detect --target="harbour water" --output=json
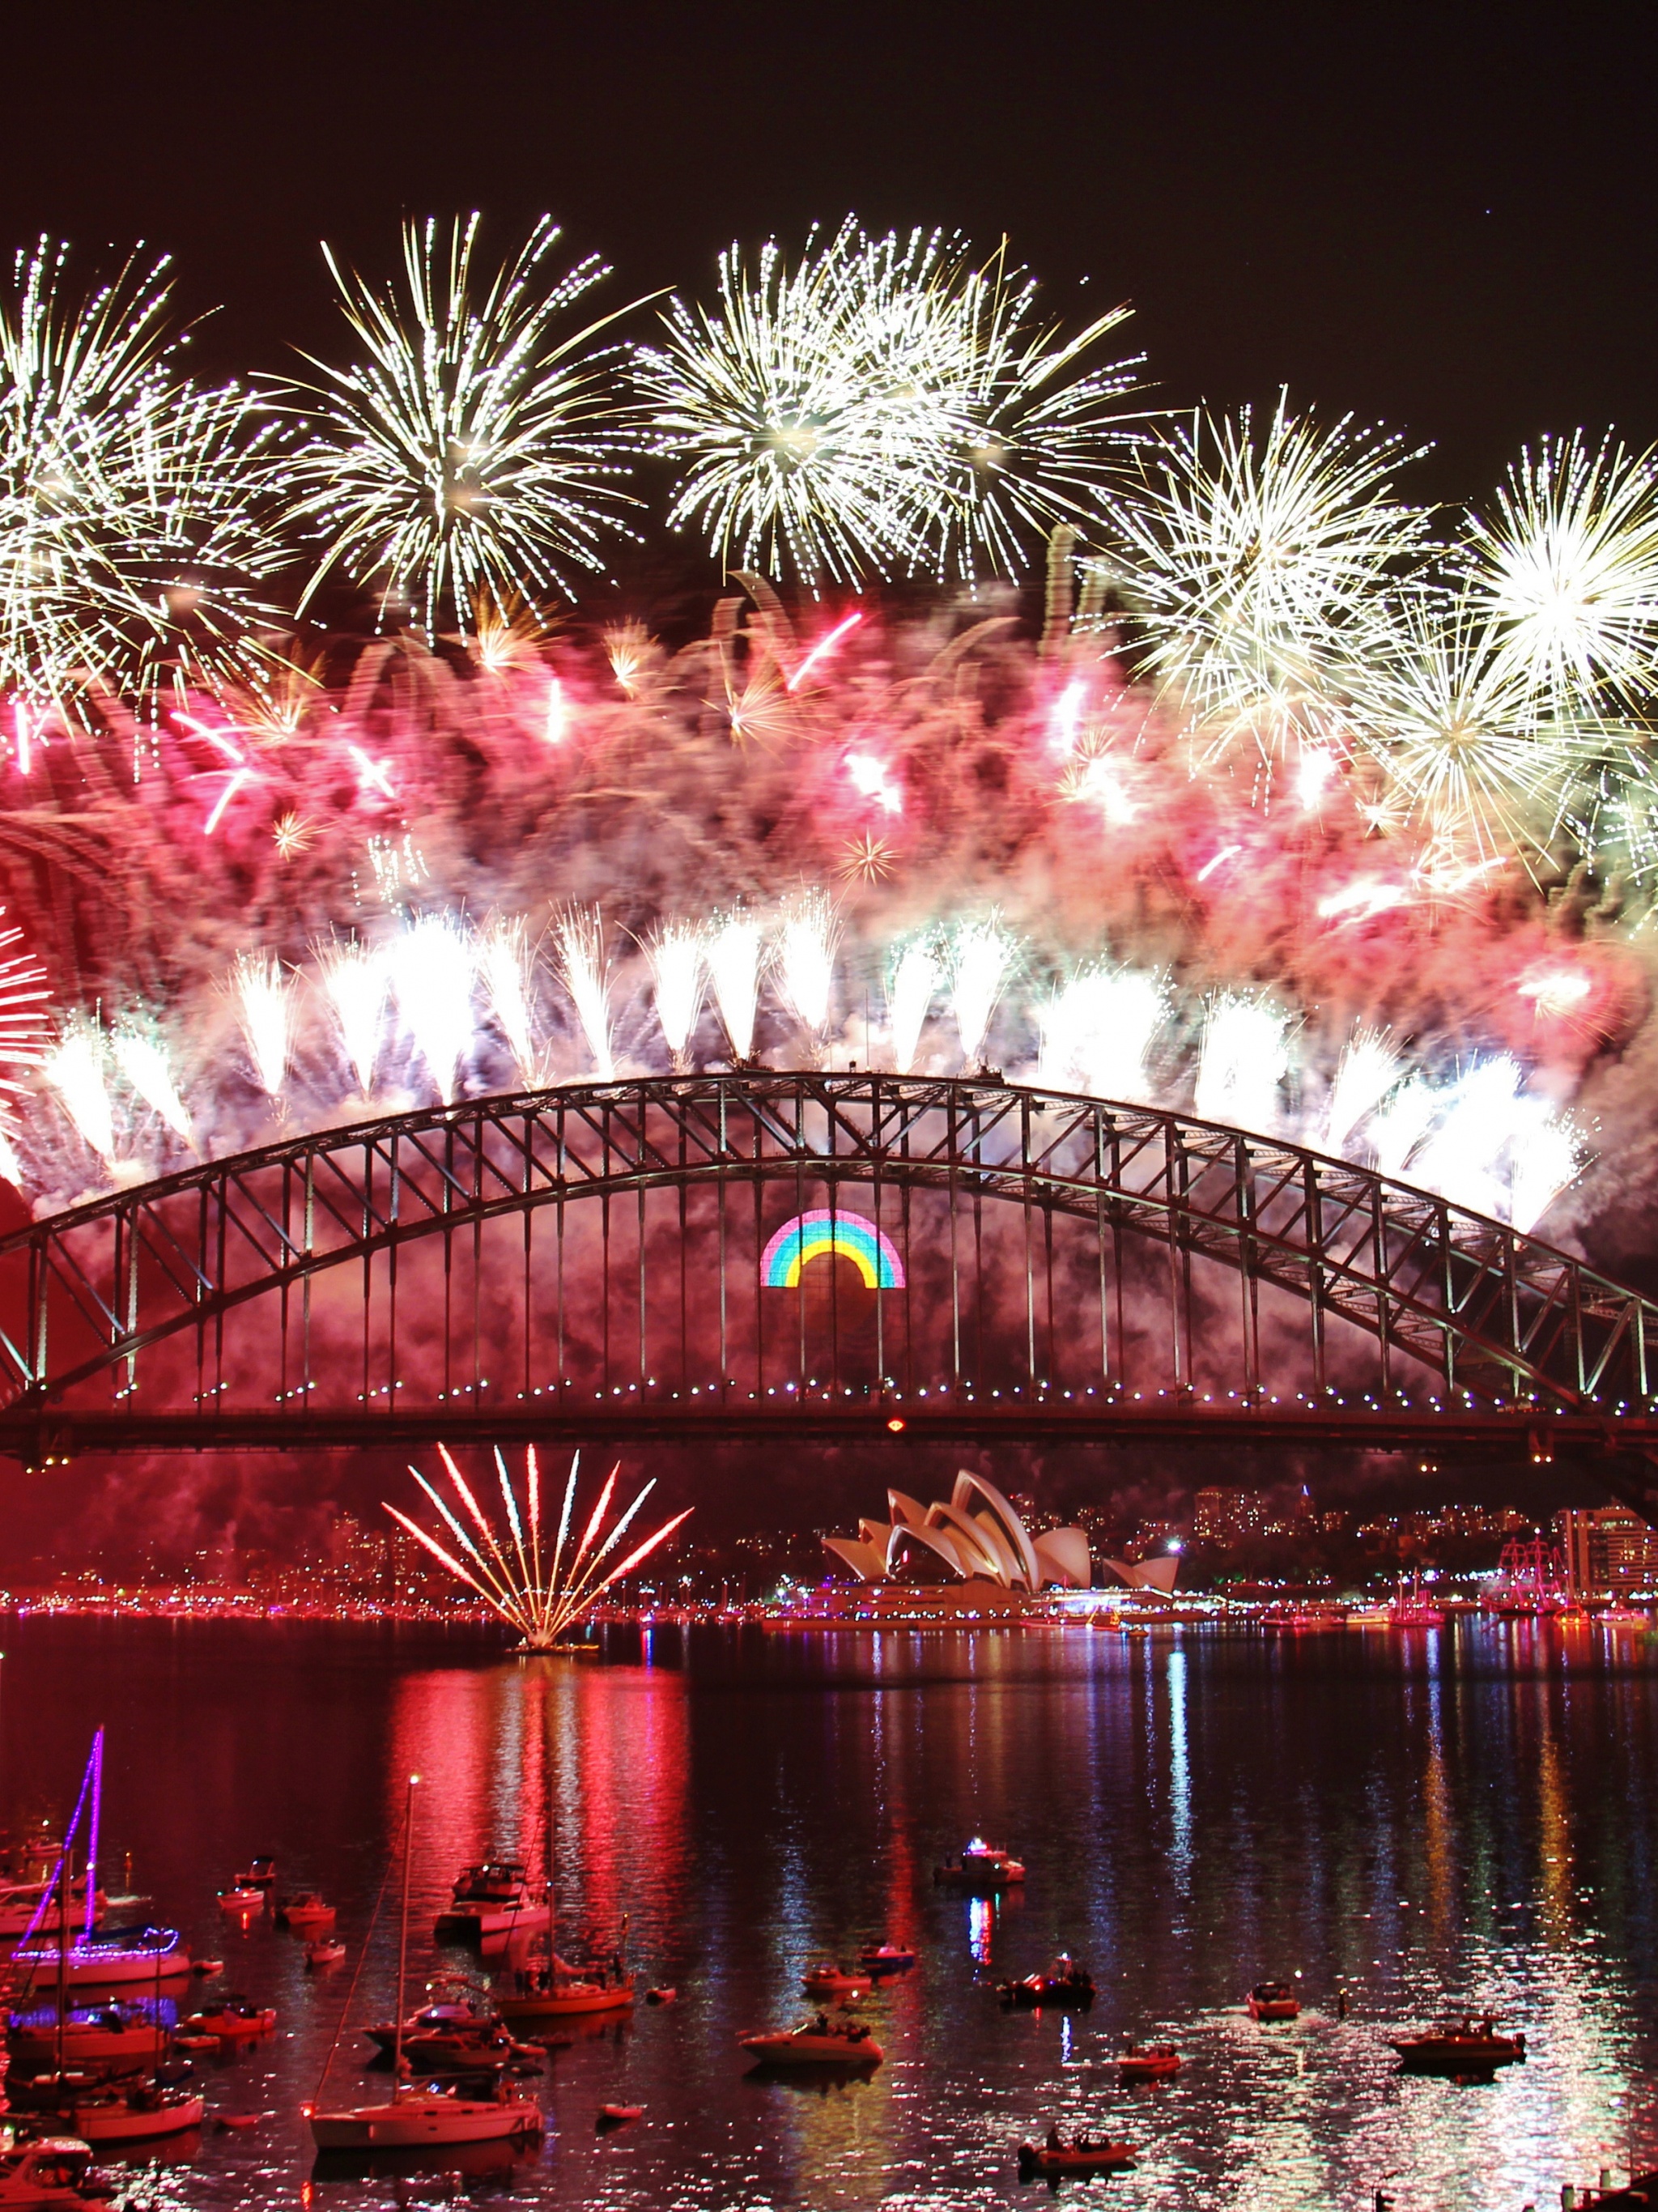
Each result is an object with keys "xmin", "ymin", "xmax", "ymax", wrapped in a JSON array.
[{"xmin": 1, "ymin": 1616, "xmax": 1655, "ymax": 2210}]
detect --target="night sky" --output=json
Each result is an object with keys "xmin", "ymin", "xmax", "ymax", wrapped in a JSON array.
[{"xmin": 4, "ymin": 4, "xmax": 1654, "ymax": 509}]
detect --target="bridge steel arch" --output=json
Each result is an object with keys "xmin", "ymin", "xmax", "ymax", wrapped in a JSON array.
[{"xmin": 0, "ymin": 1072, "xmax": 1654, "ymax": 1509}]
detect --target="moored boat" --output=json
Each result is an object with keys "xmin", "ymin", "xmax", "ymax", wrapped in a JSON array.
[
  {"xmin": 997, "ymin": 1955, "xmax": 1095, "ymax": 2010},
  {"xmin": 858, "ymin": 1943, "xmax": 915, "ymax": 1974},
  {"xmin": 498, "ymin": 1968, "xmax": 634, "ymax": 2021},
  {"xmin": 216, "ymin": 1887, "xmax": 263, "ymax": 1913},
  {"xmin": 1246, "ymin": 1980, "xmax": 1301, "ymax": 2021},
  {"xmin": 363, "ymin": 2000, "xmax": 500, "ymax": 2056},
  {"xmin": 7, "ymin": 2006, "xmax": 168, "ymax": 2071},
  {"xmin": 1118, "ymin": 2040, "xmax": 1181, "ymax": 2079},
  {"xmin": 305, "ymin": 1939, "xmax": 346, "ymax": 1969},
  {"xmin": 181, "ymin": 2002, "xmax": 276, "ymax": 2041},
  {"xmin": 11, "ymin": 1928, "xmax": 189, "ymax": 1992},
  {"xmin": 0, "ymin": 1876, "xmax": 107, "ymax": 1944},
  {"xmin": 68, "ymin": 2085, "xmax": 205, "ymax": 2144},
  {"xmin": 274, "ymin": 1894, "xmax": 334, "ymax": 1930},
  {"xmin": 739, "ymin": 2017, "xmax": 882, "ymax": 2066},
  {"xmin": 231, "ymin": 1858, "xmax": 274, "ymax": 1890},
  {"xmin": 1018, "ymin": 2133, "xmax": 1137, "ymax": 2177},
  {"xmin": 801, "ymin": 1962, "xmax": 872, "ymax": 1999},
  {"xmin": 0, "ymin": 2135, "xmax": 112, "ymax": 2204},
  {"xmin": 933, "ymin": 1840, "xmax": 1026, "ymax": 1891},
  {"xmin": 436, "ymin": 1861, "xmax": 550, "ymax": 1941},
  {"xmin": 1388, "ymin": 2014, "xmax": 1526, "ymax": 2071}
]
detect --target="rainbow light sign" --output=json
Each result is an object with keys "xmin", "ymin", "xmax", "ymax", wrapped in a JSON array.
[{"xmin": 761, "ymin": 1209, "xmax": 905, "ymax": 1290}]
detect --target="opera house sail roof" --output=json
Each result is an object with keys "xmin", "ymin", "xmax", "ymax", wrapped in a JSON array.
[{"xmin": 822, "ymin": 1472, "xmax": 1181, "ymax": 1595}]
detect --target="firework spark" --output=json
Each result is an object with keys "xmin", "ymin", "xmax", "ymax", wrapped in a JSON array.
[
  {"xmin": 278, "ymin": 215, "xmax": 637, "ymax": 636},
  {"xmin": 946, "ymin": 917, "xmax": 1016, "ymax": 1074},
  {"xmin": 774, "ymin": 891, "xmax": 840, "ymax": 1057},
  {"xmin": 1039, "ymin": 965, "xmax": 1166, "ymax": 1104},
  {"xmin": 1194, "ymin": 997, "xmax": 1290, "ymax": 1133},
  {"xmin": 645, "ymin": 921, "xmax": 706, "ymax": 1074},
  {"xmin": 389, "ymin": 914, "xmax": 474, "ymax": 1104},
  {"xmin": 318, "ymin": 937, "xmax": 388, "ymax": 1099},
  {"xmin": 46, "ymin": 1019, "xmax": 116, "ymax": 1164},
  {"xmin": 231, "ymin": 952, "xmax": 292, "ymax": 1100},
  {"xmin": 478, "ymin": 916, "xmax": 543, "ymax": 1088},
  {"xmin": 554, "ymin": 905, "xmax": 614, "ymax": 1081},
  {"xmin": 706, "ymin": 912, "xmax": 764, "ymax": 1064},
  {"xmin": 386, "ymin": 1445, "xmax": 691, "ymax": 1649},
  {"xmin": 110, "ymin": 1019, "xmax": 191, "ymax": 1142}
]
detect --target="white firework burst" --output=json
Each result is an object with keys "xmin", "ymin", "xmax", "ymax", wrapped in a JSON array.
[
  {"xmin": 885, "ymin": 935, "xmax": 940, "ymax": 1074},
  {"xmin": 554, "ymin": 905, "xmax": 614, "ymax": 1081},
  {"xmin": 773, "ymin": 890, "xmax": 840, "ymax": 1057},
  {"xmin": 0, "ymin": 237, "xmax": 283, "ymax": 718},
  {"xmin": 1097, "ymin": 397, "xmax": 1431, "ymax": 763},
  {"xmin": 705, "ymin": 912, "xmax": 765, "ymax": 1064},
  {"xmin": 1038, "ymin": 964, "xmax": 1166, "ymax": 1104},
  {"xmin": 478, "ymin": 915, "xmax": 544, "ymax": 1088},
  {"xmin": 317, "ymin": 936, "xmax": 389, "ymax": 1098},
  {"xmin": 1194, "ymin": 996, "xmax": 1290, "ymax": 1134},
  {"xmin": 645, "ymin": 921, "xmax": 705, "ymax": 1074},
  {"xmin": 231, "ymin": 951, "xmax": 293, "ymax": 1100},
  {"xmin": 946, "ymin": 917, "xmax": 1016, "ymax": 1073},
  {"xmin": 1462, "ymin": 432, "xmax": 1658, "ymax": 709},
  {"xmin": 278, "ymin": 215, "xmax": 637, "ymax": 637}
]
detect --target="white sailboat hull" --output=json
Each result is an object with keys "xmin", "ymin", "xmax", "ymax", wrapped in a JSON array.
[{"xmin": 308, "ymin": 2095, "xmax": 542, "ymax": 2149}]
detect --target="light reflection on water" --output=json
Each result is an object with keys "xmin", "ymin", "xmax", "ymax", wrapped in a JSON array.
[{"xmin": 0, "ymin": 1617, "xmax": 1654, "ymax": 2210}]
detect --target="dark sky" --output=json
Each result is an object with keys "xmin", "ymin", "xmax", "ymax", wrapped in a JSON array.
[{"xmin": 3, "ymin": 3, "xmax": 1652, "ymax": 508}]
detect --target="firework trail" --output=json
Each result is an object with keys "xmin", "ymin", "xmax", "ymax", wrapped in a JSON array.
[
  {"xmin": 1324, "ymin": 1027, "xmax": 1402, "ymax": 1157},
  {"xmin": 707, "ymin": 913, "xmax": 764, "ymax": 1065},
  {"xmin": 389, "ymin": 915, "xmax": 473, "ymax": 1104},
  {"xmin": 1195, "ymin": 998, "xmax": 1290, "ymax": 1134},
  {"xmin": 46, "ymin": 1019, "xmax": 116, "ymax": 1165},
  {"xmin": 886, "ymin": 937, "xmax": 941, "ymax": 1075},
  {"xmin": 947, "ymin": 919, "xmax": 1017, "ymax": 1074},
  {"xmin": 385, "ymin": 1446, "xmax": 691, "ymax": 1648},
  {"xmin": 774, "ymin": 890, "xmax": 840, "ymax": 1060},
  {"xmin": 110, "ymin": 1019, "xmax": 191, "ymax": 1143},
  {"xmin": 318, "ymin": 937, "xmax": 388, "ymax": 1099},
  {"xmin": 478, "ymin": 916, "xmax": 542, "ymax": 1088},
  {"xmin": 231, "ymin": 953, "xmax": 291, "ymax": 1100},
  {"xmin": 645, "ymin": 921, "xmax": 705, "ymax": 1074},
  {"xmin": 554, "ymin": 905, "xmax": 613, "ymax": 1080},
  {"xmin": 1039, "ymin": 966, "xmax": 1166, "ymax": 1104}
]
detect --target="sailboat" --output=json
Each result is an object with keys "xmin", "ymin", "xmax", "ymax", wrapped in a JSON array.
[
  {"xmin": 495, "ymin": 1729, "xmax": 633, "ymax": 2023},
  {"xmin": 304, "ymin": 1776, "xmax": 542, "ymax": 2151}
]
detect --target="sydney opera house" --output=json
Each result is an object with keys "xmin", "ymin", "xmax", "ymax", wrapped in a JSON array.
[{"xmin": 821, "ymin": 1473, "xmax": 1180, "ymax": 1599}]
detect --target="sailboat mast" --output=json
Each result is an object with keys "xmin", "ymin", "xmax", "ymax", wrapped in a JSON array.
[
  {"xmin": 54, "ymin": 1844, "xmax": 70, "ymax": 2079},
  {"xmin": 391, "ymin": 1773, "xmax": 419, "ymax": 2093}
]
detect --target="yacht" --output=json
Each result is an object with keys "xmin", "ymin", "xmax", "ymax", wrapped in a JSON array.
[
  {"xmin": 0, "ymin": 1875, "xmax": 106, "ymax": 1944},
  {"xmin": 0, "ymin": 2137, "xmax": 110, "ymax": 2205},
  {"xmin": 67, "ymin": 2085, "xmax": 205, "ymax": 2145},
  {"xmin": 738, "ymin": 2018, "xmax": 882, "ymax": 2065},
  {"xmin": 933, "ymin": 1840, "xmax": 1026, "ymax": 1891},
  {"xmin": 437, "ymin": 1861, "xmax": 550, "ymax": 1940},
  {"xmin": 7, "ymin": 2006, "xmax": 168, "ymax": 2071},
  {"xmin": 1389, "ymin": 2014, "xmax": 1526, "ymax": 2070},
  {"xmin": 11, "ymin": 1926, "xmax": 189, "ymax": 1991}
]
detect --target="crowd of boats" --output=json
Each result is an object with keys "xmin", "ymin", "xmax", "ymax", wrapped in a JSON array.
[{"xmin": 0, "ymin": 1776, "xmax": 1630, "ymax": 2205}]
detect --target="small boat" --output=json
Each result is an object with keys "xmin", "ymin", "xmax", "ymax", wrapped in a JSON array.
[
  {"xmin": 214, "ymin": 2113, "xmax": 261, "ymax": 2133},
  {"xmin": 1388, "ymin": 2014, "xmax": 1527, "ymax": 2071},
  {"xmin": 231, "ymin": 1859, "xmax": 275, "ymax": 1890},
  {"xmin": 498, "ymin": 1969, "xmax": 634, "ymax": 2021},
  {"xmin": 739, "ymin": 2018, "xmax": 882, "ymax": 2066},
  {"xmin": 7, "ymin": 2004, "xmax": 170, "ymax": 2069},
  {"xmin": 11, "ymin": 1926, "xmax": 189, "ymax": 1990},
  {"xmin": 1118, "ymin": 2040, "xmax": 1182, "ymax": 2080},
  {"xmin": 644, "ymin": 1987, "xmax": 677, "ymax": 2006},
  {"xmin": 998, "ymin": 1955, "xmax": 1095, "ymax": 2010},
  {"xmin": 307, "ymin": 2082, "xmax": 544, "ymax": 2150},
  {"xmin": 1018, "ymin": 2133, "xmax": 1137, "ymax": 2178},
  {"xmin": 0, "ymin": 1874, "xmax": 108, "ymax": 1942},
  {"xmin": 305, "ymin": 1939, "xmax": 346, "ymax": 1969},
  {"xmin": 858, "ymin": 1944, "xmax": 915, "ymax": 1974},
  {"xmin": 1247, "ymin": 1980, "xmax": 1301, "ymax": 2021},
  {"xmin": 0, "ymin": 2136, "xmax": 112, "ymax": 2205},
  {"xmin": 933, "ymin": 1840, "xmax": 1026, "ymax": 1891},
  {"xmin": 216, "ymin": 1887, "xmax": 263, "ymax": 1912},
  {"xmin": 436, "ymin": 1861, "xmax": 550, "ymax": 1941},
  {"xmin": 191, "ymin": 1959, "xmax": 223, "ymax": 1977},
  {"xmin": 273, "ymin": 1893, "xmax": 334, "ymax": 1929},
  {"xmin": 171, "ymin": 2035, "xmax": 220, "ymax": 2056},
  {"xmin": 801, "ymin": 1962, "xmax": 873, "ymax": 1999},
  {"xmin": 597, "ymin": 2104, "xmax": 642, "ymax": 2128},
  {"xmin": 401, "ymin": 2026, "xmax": 526, "ymax": 2073},
  {"xmin": 69, "ymin": 2085, "xmax": 205, "ymax": 2144},
  {"xmin": 364, "ymin": 2001, "xmax": 500, "ymax": 2055},
  {"xmin": 181, "ymin": 2001, "xmax": 276, "ymax": 2040}
]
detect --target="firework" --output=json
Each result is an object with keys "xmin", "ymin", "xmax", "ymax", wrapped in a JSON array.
[
  {"xmin": 554, "ymin": 906, "xmax": 614, "ymax": 1081},
  {"xmin": 774, "ymin": 891, "xmax": 840, "ymax": 1057},
  {"xmin": 1038, "ymin": 966, "xmax": 1166, "ymax": 1104},
  {"xmin": 1097, "ymin": 398, "xmax": 1431, "ymax": 763},
  {"xmin": 646, "ymin": 921, "xmax": 705, "ymax": 1074},
  {"xmin": 885, "ymin": 937, "xmax": 940, "ymax": 1074},
  {"xmin": 1324, "ymin": 1027, "xmax": 1402, "ymax": 1158},
  {"xmin": 0, "ymin": 238, "xmax": 281, "ymax": 717},
  {"xmin": 385, "ymin": 1444, "xmax": 691, "ymax": 1649},
  {"xmin": 231, "ymin": 952, "xmax": 291, "ymax": 1100},
  {"xmin": 706, "ymin": 912, "xmax": 764, "ymax": 1064},
  {"xmin": 1409, "ymin": 1059, "xmax": 1528, "ymax": 1220},
  {"xmin": 46, "ymin": 1019, "xmax": 116, "ymax": 1164},
  {"xmin": 1464, "ymin": 432, "xmax": 1658, "ymax": 708},
  {"xmin": 1194, "ymin": 998, "xmax": 1290, "ymax": 1133},
  {"xmin": 278, "ymin": 215, "xmax": 636, "ymax": 637},
  {"xmin": 1370, "ymin": 1078, "xmax": 1437, "ymax": 1181},
  {"xmin": 318, "ymin": 937, "xmax": 388, "ymax": 1098},
  {"xmin": 946, "ymin": 918, "xmax": 1016, "ymax": 1074},
  {"xmin": 0, "ymin": 911, "xmax": 49, "ymax": 1092},
  {"xmin": 1508, "ymin": 1099, "xmax": 1585, "ymax": 1235},
  {"xmin": 478, "ymin": 916, "xmax": 543, "ymax": 1088},
  {"xmin": 389, "ymin": 915, "xmax": 474, "ymax": 1104},
  {"xmin": 109, "ymin": 1019, "xmax": 191, "ymax": 1142}
]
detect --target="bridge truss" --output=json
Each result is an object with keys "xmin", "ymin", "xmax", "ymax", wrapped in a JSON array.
[{"xmin": 0, "ymin": 1073, "xmax": 1653, "ymax": 1512}]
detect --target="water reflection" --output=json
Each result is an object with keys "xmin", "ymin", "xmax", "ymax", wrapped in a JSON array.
[{"xmin": 0, "ymin": 1618, "xmax": 1652, "ymax": 2207}]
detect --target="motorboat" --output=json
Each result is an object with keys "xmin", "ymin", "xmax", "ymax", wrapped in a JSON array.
[
  {"xmin": 858, "ymin": 1944, "xmax": 915, "ymax": 1974},
  {"xmin": 1018, "ymin": 2133, "xmax": 1137, "ymax": 2177},
  {"xmin": 306, "ymin": 2082, "xmax": 544, "ymax": 2150},
  {"xmin": 230, "ymin": 1858, "xmax": 274, "ymax": 1890},
  {"xmin": 597, "ymin": 2104, "xmax": 642, "ymax": 2127},
  {"xmin": 191, "ymin": 1959, "xmax": 223, "ymax": 1977},
  {"xmin": 363, "ymin": 2001, "xmax": 500, "ymax": 2056},
  {"xmin": 1388, "ymin": 2015, "xmax": 1527, "ymax": 2071},
  {"xmin": 305, "ymin": 1939, "xmax": 346, "ymax": 1969},
  {"xmin": 216, "ymin": 1887, "xmax": 263, "ymax": 1912},
  {"xmin": 738, "ymin": 2018, "xmax": 882, "ymax": 2066},
  {"xmin": 68, "ymin": 2085, "xmax": 205, "ymax": 2144},
  {"xmin": 274, "ymin": 1894, "xmax": 334, "ymax": 1929},
  {"xmin": 7, "ymin": 2006, "xmax": 168, "ymax": 2070},
  {"xmin": 1246, "ymin": 1980, "xmax": 1301, "ymax": 2020},
  {"xmin": 933, "ymin": 1840, "xmax": 1025, "ymax": 1891},
  {"xmin": 400, "ymin": 2023, "xmax": 529, "ymax": 2073},
  {"xmin": 0, "ymin": 2136, "xmax": 112, "ymax": 2205},
  {"xmin": 11, "ymin": 1928, "xmax": 189, "ymax": 1991},
  {"xmin": 181, "ymin": 2001, "xmax": 276, "ymax": 2040},
  {"xmin": 644, "ymin": 1987, "xmax": 677, "ymax": 2006},
  {"xmin": 997, "ymin": 1956, "xmax": 1095, "ymax": 2010},
  {"xmin": 436, "ymin": 1862, "xmax": 550, "ymax": 1941},
  {"xmin": 1118, "ymin": 2040, "xmax": 1182, "ymax": 2080},
  {"xmin": 801, "ymin": 1963, "xmax": 873, "ymax": 2000}
]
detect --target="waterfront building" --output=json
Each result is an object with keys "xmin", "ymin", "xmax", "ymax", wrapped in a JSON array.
[{"xmin": 1555, "ymin": 1505, "xmax": 1658, "ymax": 1599}]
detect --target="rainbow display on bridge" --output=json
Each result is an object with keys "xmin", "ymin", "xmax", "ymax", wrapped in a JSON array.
[{"xmin": 762, "ymin": 1209, "xmax": 905, "ymax": 1290}]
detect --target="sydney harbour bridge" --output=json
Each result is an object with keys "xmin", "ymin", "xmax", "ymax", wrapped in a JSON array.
[{"xmin": 0, "ymin": 1071, "xmax": 1655, "ymax": 1521}]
